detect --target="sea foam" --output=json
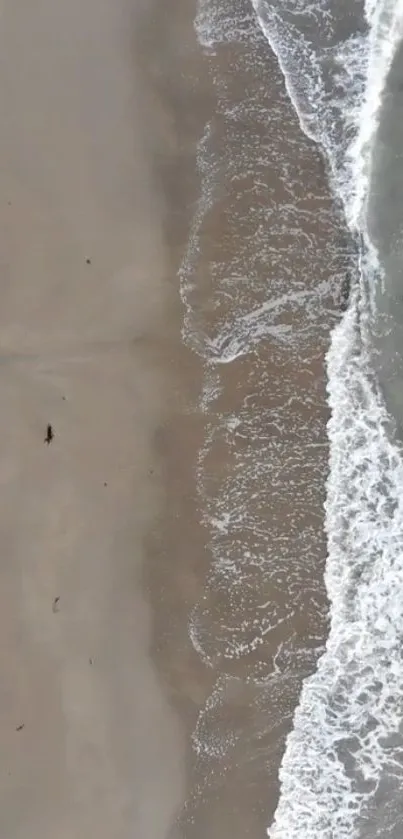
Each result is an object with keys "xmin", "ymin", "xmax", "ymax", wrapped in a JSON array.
[{"xmin": 252, "ymin": 0, "xmax": 403, "ymax": 835}]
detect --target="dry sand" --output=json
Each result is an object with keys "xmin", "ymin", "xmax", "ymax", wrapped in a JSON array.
[{"xmin": 0, "ymin": 0, "xmax": 197, "ymax": 837}]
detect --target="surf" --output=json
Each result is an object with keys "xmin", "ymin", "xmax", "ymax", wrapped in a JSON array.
[{"xmin": 252, "ymin": 0, "xmax": 403, "ymax": 836}]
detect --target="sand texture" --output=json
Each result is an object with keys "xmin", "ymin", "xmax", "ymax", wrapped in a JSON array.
[{"xmin": 0, "ymin": 1, "xmax": 190, "ymax": 837}]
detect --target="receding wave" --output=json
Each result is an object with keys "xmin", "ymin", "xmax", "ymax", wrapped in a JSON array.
[
  {"xmin": 179, "ymin": 0, "xmax": 403, "ymax": 833},
  {"xmin": 254, "ymin": 0, "xmax": 403, "ymax": 836}
]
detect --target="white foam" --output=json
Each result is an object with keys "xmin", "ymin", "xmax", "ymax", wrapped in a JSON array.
[
  {"xmin": 268, "ymin": 288, "xmax": 403, "ymax": 838},
  {"xmin": 185, "ymin": 0, "xmax": 403, "ymax": 830},
  {"xmin": 183, "ymin": 0, "xmax": 335, "ymax": 366},
  {"xmin": 348, "ymin": 0, "xmax": 403, "ymax": 227},
  {"xmin": 250, "ymin": 0, "xmax": 403, "ymax": 835},
  {"xmin": 250, "ymin": 0, "xmax": 367, "ymax": 215}
]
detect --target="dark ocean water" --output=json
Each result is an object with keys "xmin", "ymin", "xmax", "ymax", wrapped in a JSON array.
[{"xmin": 368, "ymin": 40, "xmax": 403, "ymax": 435}]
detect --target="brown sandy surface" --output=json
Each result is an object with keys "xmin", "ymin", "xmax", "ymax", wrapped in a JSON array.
[{"xmin": 0, "ymin": 0, "xmax": 201, "ymax": 837}]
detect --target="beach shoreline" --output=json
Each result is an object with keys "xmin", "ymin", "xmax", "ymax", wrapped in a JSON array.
[
  {"xmin": 0, "ymin": 0, "xmax": 354, "ymax": 835},
  {"xmin": 148, "ymin": 2, "xmax": 347, "ymax": 837}
]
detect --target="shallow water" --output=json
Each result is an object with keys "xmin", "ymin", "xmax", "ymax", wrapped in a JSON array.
[
  {"xmin": 255, "ymin": 0, "xmax": 403, "ymax": 837},
  {"xmin": 175, "ymin": 0, "xmax": 354, "ymax": 835},
  {"xmin": 171, "ymin": 0, "xmax": 403, "ymax": 836}
]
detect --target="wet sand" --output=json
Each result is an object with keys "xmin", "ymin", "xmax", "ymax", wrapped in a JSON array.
[{"xmin": 0, "ymin": 0, "xmax": 195, "ymax": 837}]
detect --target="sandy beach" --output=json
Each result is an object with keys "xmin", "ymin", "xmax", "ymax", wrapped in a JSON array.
[{"xmin": 0, "ymin": 0, "xmax": 196, "ymax": 836}]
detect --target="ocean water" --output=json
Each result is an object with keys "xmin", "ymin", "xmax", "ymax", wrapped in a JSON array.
[
  {"xmin": 179, "ymin": 0, "xmax": 403, "ymax": 836},
  {"xmin": 254, "ymin": 1, "xmax": 403, "ymax": 837},
  {"xmin": 178, "ymin": 0, "xmax": 346, "ymax": 826}
]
